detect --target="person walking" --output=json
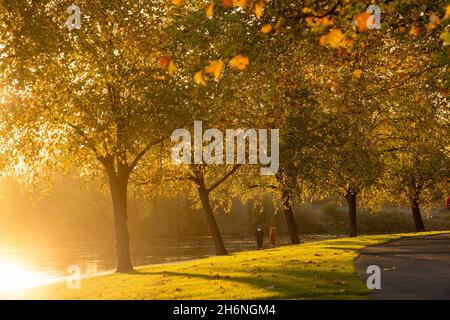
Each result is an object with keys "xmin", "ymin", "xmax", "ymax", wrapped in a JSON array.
[
  {"xmin": 255, "ymin": 226, "xmax": 264, "ymax": 250},
  {"xmin": 269, "ymin": 226, "xmax": 276, "ymax": 247}
]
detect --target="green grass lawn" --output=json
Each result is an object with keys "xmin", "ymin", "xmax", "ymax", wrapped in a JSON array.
[{"xmin": 9, "ymin": 231, "xmax": 448, "ymax": 300}]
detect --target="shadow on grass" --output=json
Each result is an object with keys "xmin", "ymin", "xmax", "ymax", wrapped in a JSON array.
[{"xmin": 131, "ymin": 267, "xmax": 368, "ymax": 299}]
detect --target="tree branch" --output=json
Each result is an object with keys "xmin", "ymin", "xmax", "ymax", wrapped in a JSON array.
[
  {"xmin": 207, "ymin": 164, "xmax": 241, "ymax": 193},
  {"xmin": 247, "ymin": 184, "xmax": 278, "ymax": 190},
  {"xmin": 369, "ymin": 64, "xmax": 446, "ymax": 97},
  {"xmin": 128, "ymin": 138, "xmax": 165, "ymax": 172},
  {"xmin": 68, "ymin": 123, "xmax": 99, "ymax": 156}
]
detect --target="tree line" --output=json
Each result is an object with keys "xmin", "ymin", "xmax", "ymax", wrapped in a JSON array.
[{"xmin": 0, "ymin": 0, "xmax": 448, "ymax": 271}]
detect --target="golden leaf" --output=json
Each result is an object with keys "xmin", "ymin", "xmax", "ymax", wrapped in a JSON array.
[
  {"xmin": 440, "ymin": 29, "xmax": 450, "ymax": 45},
  {"xmin": 445, "ymin": 5, "xmax": 450, "ymax": 20},
  {"xmin": 194, "ymin": 71, "xmax": 207, "ymax": 86},
  {"xmin": 352, "ymin": 69, "xmax": 363, "ymax": 79},
  {"xmin": 171, "ymin": 0, "xmax": 184, "ymax": 6},
  {"xmin": 205, "ymin": 2, "xmax": 215, "ymax": 18},
  {"xmin": 306, "ymin": 17, "xmax": 316, "ymax": 27},
  {"xmin": 409, "ymin": 25, "xmax": 420, "ymax": 37},
  {"xmin": 168, "ymin": 60, "xmax": 177, "ymax": 74},
  {"xmin": 319, "ymin": 35, "xmax": 328, "ymax": 46},
  {"xmin": 253, "ymin": 0, "xmax": 264, "ymax": 18},
  {"xmin": 233, "ymin": 0, "xmax": 247, "ymax": 9},
  {"xmin": 320, "ymin": 29, "xmax": 344, "ymax": 48},
  {"xmin": 426, "ymin": 14, "xmax": 441, "ymax": 31},
  {"xmin": 204, "ymin": 60, "xmax": 224, "ymax": 80},
  {"xmin": 229, "ymin": 54, "xmax": 249, "ymax": 70},
  {"xmin": 317, "ymin": 16, "xmax": 334, "ymax": 26},
  {"xmin": 260, "ymin": 24, "xmax": 273, "ymax": 33}
]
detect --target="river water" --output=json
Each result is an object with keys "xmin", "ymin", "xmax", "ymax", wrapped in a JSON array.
[{"xmin": 0, "ymin": 234, "xmax": 338, "ymax": 293}]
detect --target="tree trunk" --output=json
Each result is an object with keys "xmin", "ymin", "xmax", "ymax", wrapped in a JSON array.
[
  {"xmin": 345, "ymin": 193, "xmax": 358, "ymax": 237},
  {"xmin": 198, "ymin": 187, "xmax": 228, "ymax": 255},
  {"xmin": 411, "ymin": 198, "xmax": 425, "ymax": 232},
  {"xmin": 105, "ymin": 161, "xmax": 133, "ymax": 272},
  {"xmin": 282, "ymin": 191, "xmax": 300, "ymax": 245}
]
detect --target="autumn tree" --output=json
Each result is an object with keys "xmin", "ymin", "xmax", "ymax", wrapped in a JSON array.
[
  {"xmin": 0, "ymin": 0, "xmax": 186, "ymax": 271},
  {"xmin": 374, "ymin": 81, "xmax": 449, "ymax": 231},
  {"xmin": 153, "ymin": 1, "xmax": 281, "ymax": 254}
]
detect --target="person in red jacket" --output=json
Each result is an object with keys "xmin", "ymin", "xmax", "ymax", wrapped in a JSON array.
[
  {"xmin": 445, "ymin": 196, "xmax": 450, "ymax": 210},
  {"xmin": 269, "ymin": 226, "xmax": 276, "ymax": 247}
]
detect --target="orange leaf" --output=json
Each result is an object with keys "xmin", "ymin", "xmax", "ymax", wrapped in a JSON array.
[
  {"xmin": 205, "ymin": 2, "xmax": 215, "ymax": 18},
  {"xmin": 342, "ymin": 38, "xmax": 354, "ymax": 48},
  {"xmin": 253, "ymin": 0, "xmax": 264, "ymax": 18},
  {"xmin": 306, "ymin": 17, "xmax": 316, "ymax": 27},
  {"xmin": 355, "ymin": 12, "xmax": 371, "ymax": 32},
  {"xmin": 426, "ymin": 14, "xmax": 441, "ymax": 31},
  {"xmin": 204, "ymin": 60, "xmax": 224, "ymax": 80},
  {"xmin": 445, "ymin": 5, "xmax": 450, "ymax": 20},
  {"xmin": 317, "ymin": 16, "xmax": 334, "ymax": 27},
  {"xmin": 320, "ymin": 29, "xmax": 344, "ymax": 48},
  {"xmin": 171, "ymin": 0, "xmax": 184, "ymax": 6},
  {"xmin": 233, "ymin": 0, "xmax": 247, "ymax": 8},
  {"xmin": 222, "ymin": 0, "xmax": 233, "ymax": 9},
  {"xmin": 229, "ymin": 54, "xmax": 249, "ymax": 70},
  {"xmin": 319, "ymin": 35, "xmax": 328, "ymax": 46},
  {"xmin": 159, "ymin": 57, "xmax": 171, "ymax": 70},
  {"xmin": 260, "ymin": 24, "xmax": 273, "ymax": 33},
  {"xmin": 409, "ymin": 25, "xmax": 420, "ymax": 37}
]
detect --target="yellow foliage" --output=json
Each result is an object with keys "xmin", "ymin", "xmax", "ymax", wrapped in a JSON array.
[
  {"xmin": 440, "ymin": 29, "xmax": 450, "ymax": 45},
  {"xmin": 229, "ymin": 54, "xmax": 249, "ymax": 70}
]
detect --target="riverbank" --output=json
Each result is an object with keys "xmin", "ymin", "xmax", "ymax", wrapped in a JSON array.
[{"xmin": 8, "ymin": 231, "xmax": 448, "ymax": 300}]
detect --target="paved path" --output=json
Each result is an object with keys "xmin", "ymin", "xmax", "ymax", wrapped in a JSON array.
[{"xmin": 356, "ymin": 234, "xmax": 450, "ymax": 300}]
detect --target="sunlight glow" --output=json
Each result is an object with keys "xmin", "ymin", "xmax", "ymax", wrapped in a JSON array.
[{"xmin": 0, "ymin": 259, "xmax": 56, "ymax": 294}]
